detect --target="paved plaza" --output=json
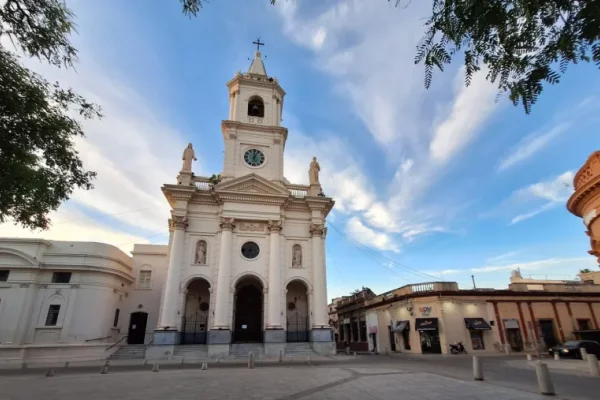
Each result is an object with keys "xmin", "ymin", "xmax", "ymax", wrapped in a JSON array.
[{"xmin": 0, "ymin": 360, "xmax": 585, "ymax": 400}]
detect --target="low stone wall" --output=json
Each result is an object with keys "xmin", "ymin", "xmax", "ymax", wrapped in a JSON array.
[{"xmin": 0, "ymin": 343, "xmax": 116, "ymax": 365}]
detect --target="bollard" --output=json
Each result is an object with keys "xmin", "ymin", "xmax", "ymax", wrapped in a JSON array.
[
  {"xmin": 527, "ymin": 354, "xmax": 533, "ymax": 361},
  {"xmin": 345, "ymin": 347, "xmax": 350, "ymax": 355},
  {"xmin": 472, "ymin": 356, "xmax": 484, "ymax": 381},
  {"xmin": 152, "ymin": 363, "xmax": 159, "ymax": 372},
  {"xmin": 143, "ymin": 359, "xmax": 147, "ymax": 366},
  {"xmin": 580, "ymin": 348, "xmax": 588, "ymax": 361},
  {"xmin": 180, "ymin": 357, "xmax": 184, "ymax": 365},
  {"xmin": 248, "ymin": 351, "xmax": 255, "ymax": 369},
  {"xmin": 505, "ymin": 344, "xmax": 511, "ymax": 355},
  {"xmin": 279, "ymin": 350, "xmax": 283, "ymax": 362},
  {"xmin": 307, "ymin": 356, "xmax": 311, "ymax": 364},
  {"xmin": 45, "ymin": 368, "xmax": 55, "ymax": 377},
  {"xmin": 353, "ymin": 352, "xmax": 357, "ymax": 357},
  {"xmin": 554, "ymin": 353, "xmax": 560, "ymax": 361},
  {"xmin": 64, "ymin": 361, "xmax": 70, "ymax": 368},
  {"xmin": 200, "ymin": 362, "xmax": 207, "ymax": 370},
  {"xmin": 100, "ymin": 365, "xmax": 109, "ymax": 374},
  {"xmin": 217, "ymin": 357, "xmax": 220, "ymax": 364},
  {"xmin": 588, "ymin": 354, "xmax": 600, "ymax": 377},
  {"xmin": 535, "ymin": 362, "xmax": 555, "ymax": 395}
]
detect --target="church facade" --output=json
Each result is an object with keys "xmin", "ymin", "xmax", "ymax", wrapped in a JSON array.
[
  {"xmin": 0, "ymin": 50, "xmax": 335, "ymax": 361},
  {"xmin": 152, "ymin": 50, "xmax": 335, "ymax": 357}
]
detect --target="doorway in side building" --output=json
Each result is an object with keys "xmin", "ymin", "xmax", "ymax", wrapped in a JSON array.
[{"xmin": 539, "ymin": 319, "xmax": 558, "ymax": 349}]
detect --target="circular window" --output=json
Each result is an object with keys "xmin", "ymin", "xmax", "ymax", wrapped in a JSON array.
[
  {"xmin": 241, "ymin": 241, "xmax": 260, "ymax": 259},
  {"xmin": 244, "ymin": 148, "xmax": 265, "ymax": 167},
  {"xmin": 199, "ymin": 302, "xmax": 209, "ymax": 312}
]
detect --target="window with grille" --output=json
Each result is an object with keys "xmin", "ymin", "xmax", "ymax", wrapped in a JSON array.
[
  {"xmin": 45, "ymin": 305, "xmax": 61, "ymax": 326},
  {"xmin": 0, "ymin": 270, "xmax": 9, "ymax": 282},
  {"xmin": 52, "ymin": 272, "xmax": 71, "ymax": 283},
  {"xmin": 138, "ymin": 270, "xmax": 152, "ymax": 289},
  {"xmin": 113, "ymin": 309, "xmax": 120, "ymax": 327}
]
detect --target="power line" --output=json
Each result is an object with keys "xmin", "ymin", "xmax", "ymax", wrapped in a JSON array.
[{"xmin": 327, "ymin": 221, "xmax": 440, "ymax": 282}]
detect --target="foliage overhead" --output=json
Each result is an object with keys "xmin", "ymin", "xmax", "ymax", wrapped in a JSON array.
[
  {"xmin": 0, "ymin": 0, "xmax": 100, "ymax": 230},
  {"xmin": 412, "ymin": 0, "xmax": 600, "ymax": 113},
  {"xmin": 580, "ymin": 268, "xmax": 593, "ymax": 273}
]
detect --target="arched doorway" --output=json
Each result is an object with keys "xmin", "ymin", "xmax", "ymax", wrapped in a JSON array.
[
  {"xmin": 181, "ymin": 278, "xmax": 210, "ymax": 344},
  {"xmin": 233, "ymin": 276, "xmax": 264, "ymax": 343},
  {"xmin": 286, "ymin": 280, "xmax": 309, "ymax": 342}
]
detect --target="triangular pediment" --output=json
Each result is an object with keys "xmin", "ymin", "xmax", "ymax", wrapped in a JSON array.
[{"xmin": 215, "ymin": 174, "xmax": 290, "ymax": 196}]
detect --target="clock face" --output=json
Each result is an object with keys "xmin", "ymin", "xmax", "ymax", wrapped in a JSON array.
[{"xmin": 244, "ymin": 148, "xmax": 265, "ymax": 167}]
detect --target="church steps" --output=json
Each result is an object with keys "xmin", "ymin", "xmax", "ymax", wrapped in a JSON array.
[{"xmin": 108, "ymin": 345, "xmax": 147, "ymax": 360}]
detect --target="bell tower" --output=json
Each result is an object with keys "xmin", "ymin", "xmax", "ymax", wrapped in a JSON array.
[{"xmin": 221, "ymin": 40, "xmax": 288, "ymax": 185}]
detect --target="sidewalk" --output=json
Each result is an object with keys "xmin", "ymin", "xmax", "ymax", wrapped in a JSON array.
[{"xmin": 507, "ymin": 358, "xmax": 599, "ymax": 376}]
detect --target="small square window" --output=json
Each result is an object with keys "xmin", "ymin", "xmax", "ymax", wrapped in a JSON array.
[
  {"xmin": 0, "ymin": 270, "xmax": 9, "ymax": 282},
  {"xmin": 52, "ymin": 272, "xmax": 72, "ymax": 284},
  {"xmin": 577, "ymin": 319, "xmax": 592, "ymax": 331},
  {"xmin": 45, "ymin": 305, "xmax": 61, "ymax": 326}
]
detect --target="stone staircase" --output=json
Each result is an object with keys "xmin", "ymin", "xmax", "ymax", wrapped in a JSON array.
[
  {"xmin": 285, "ymin": 342, "xmax": 317, "ymax": 356},
  {"xmin": 173, "ymin": 345, "xmax": 209, "ymax": 361},
  {"xmin": 108, "ymin": 344, "xmax": 147, "ymax": 360},
  {"xmin": 229, "ymin": 343, "xmax": 265, "ymax": 358}
]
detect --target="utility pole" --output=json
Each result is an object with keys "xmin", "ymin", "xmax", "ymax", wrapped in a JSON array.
[{"xmin": 471, "ymin": 275, "xmax": 477, "ymax": 289}]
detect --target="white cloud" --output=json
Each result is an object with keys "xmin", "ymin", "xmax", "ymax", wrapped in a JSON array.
[
  {"xmin": 509, "ymin": 171, "xmax": 574, "ymax": 224},
  {"xmin": 430, "ymin": 67, "xmax": 498, "ymax": 164},
  {"xmin": 486, "ymin": 251, "xmax": 519, "ymax": 263},
  {"xmin": 0, "ymin": 208, "xmax": 160, "ymax": 254},
  {"xmin": 471, "ymin": 257, "xmax": 595, "ymax": 274},
  {"xmin": 498, "ymin": 123, "xmax": 570, "ymax": 171},
  {"xmin": 346, "ymin": 217, "xmax": 400, "ymax": 253}
]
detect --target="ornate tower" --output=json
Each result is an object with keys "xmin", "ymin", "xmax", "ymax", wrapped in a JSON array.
[
  {"xmin": 221, "ymin": 48, "xmax": 287, "ymax": 185},
  {"xmin": 567, "ymin": 151, "xmax": 600, "ymax": 267}
]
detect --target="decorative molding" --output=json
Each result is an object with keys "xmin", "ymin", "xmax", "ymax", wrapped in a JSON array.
[
  {"xmin": 239, "ymin": 222, "xmax": 265, "ymax": 232},
  {"xmin": 229, "ymin": 133, "xmax": 237, "ymax": 139},
  {"xmin": 273, "ymin": 138, "xmax": 281, "ymax": 145},
  {"xmin": 268, "ymin": 220, "xmax": 283, "ymax": 233},
  {"xmin": 19, "ymin": 283, "xmax": 30, "ymax": 288},
  {"xmin": 310, "ymin": 224, "xmax": 325, "ymax": 237},
  {"xmin": 322, "ymin": 227, "xmax": 328, "ymax": 238},
  {"xmin": 171, "ymin": 216, "xmax": 188, "ymax": 230},
  {"xmin": 220, "ymin": 217, "xmax": 235, "ymax": 231}
]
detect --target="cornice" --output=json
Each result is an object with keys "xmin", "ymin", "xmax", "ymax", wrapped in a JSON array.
[
  {"xmin": 225, "ymin": 74, "xmax": 286, "ymax": 97},
  {"xmin": 567, "ymin": 175, "xmax": 600, "ymax": 216},
  {"xmin": 221, "ymin": 120, "xmax": 288, "ymax": 138}
]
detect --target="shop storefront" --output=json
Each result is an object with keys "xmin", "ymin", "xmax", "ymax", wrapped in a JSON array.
[
  {"xmin": 416, "ymin": 318, "xmax": 441, "ymax": 354},
  {"xmin": 464, "ymin": 318, "xmax": 492, "ymax": 350}
]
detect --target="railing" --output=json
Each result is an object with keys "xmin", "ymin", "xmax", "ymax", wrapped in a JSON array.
[
  {"xmin": 289, "ymin": 189, "xmax": 307, "ymax": 198},
  {"xmin": 195, "ymin": 181, "xmax": 211, "ymax": 190},
  {"xmin": 105, "ymin": 336, "xmax": 127, "ymax": 351},
  {"xmin": 411, "ymin": 283, "xmax": 435, "ymax": 293},
  {"xmin": 85, "ymin": 336, "xmax": 112, "ymax": 343}
]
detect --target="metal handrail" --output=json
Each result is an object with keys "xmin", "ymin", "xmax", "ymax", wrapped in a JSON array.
[
  {"xmin": 105, "ymin": 336, "xmax": 127, "ymax": 351},
  {"xmin": 85, "ymin": 336, "xmax": 112, "ymax": 343},
  {"xmin": 146, "ymin": 340, "xmax": 153, "ymax": 348}
]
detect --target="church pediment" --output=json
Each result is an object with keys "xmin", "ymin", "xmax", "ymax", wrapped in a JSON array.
[{"xmin": 215, "ymin": 174, "xmax": 290, "ymax": 196}]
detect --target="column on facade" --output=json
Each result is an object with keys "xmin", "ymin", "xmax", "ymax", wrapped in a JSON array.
[
  {"xmin": 229, "ymin": 92, "xmax": 235, "ymax": 120},
  {"xmin": 310, "ymin": 224, "xmax": 328, "ymax": 327},
  {"xmin": 231, "ymin": 90, "xmax": 238, "ymax": 120},
  {"xmin": 213, "ymin": 218, "xmax": 235, "ymax": 329},
  {"xmin": 158, "ymin": 216, "xmax": 187, "ymax": 329},
  {"xmin": 267, "ymin": 220, "xmax": 282, "ymax": 328}
]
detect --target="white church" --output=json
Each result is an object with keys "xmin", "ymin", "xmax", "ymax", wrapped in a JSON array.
[{"xmin": 0, "ymin": 49, "xmax": 335, "ymax": 362}]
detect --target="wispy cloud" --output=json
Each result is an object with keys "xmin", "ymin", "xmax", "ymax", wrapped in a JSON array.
[
  {"xmin": 486, "ymin": 251, "xmax": 520, "ymax": 263},
  {"xmin": 498, "ymin": 123, "xmax": 570, "ymax": 171},
  {"xmin": 507, "ymin": 171, "xmax": 574, "ymax": 224}
]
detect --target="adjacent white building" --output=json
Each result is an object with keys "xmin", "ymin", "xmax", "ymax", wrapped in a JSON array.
[{"xmin": 0, "ymin": 50, "xmax": 335, "ymax": 362}]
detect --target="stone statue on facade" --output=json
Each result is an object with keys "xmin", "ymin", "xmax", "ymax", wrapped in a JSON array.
[
  {"xmin": 181, "ymin": 143, "xmax": 197, "ymax": 173},
  {"xmin": 195, "ymin": 240, "xmax": 207, "ymax": 264},
  {"xmin": 309, "ymin": 156, "xmax": 320, "ymax": 185},
  {"xmin": 292, "ymin": 244, "xmax": 302, "ymax": 268}
]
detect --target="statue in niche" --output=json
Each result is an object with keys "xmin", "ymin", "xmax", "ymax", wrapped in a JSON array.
[
  {"xmin": 195, "ymin": 240, "xmax": 207, "ymax": 264},
  {"xmin": 309, "ymin": 156, "xmax": 320, "ymax": 185},
  {"xmin": 181, "ymin": 143, "xmax": 197, "ymax": 173},
  {"xmin": 292, "ymin": 244, "xmax": 302, "ymax": 268}
]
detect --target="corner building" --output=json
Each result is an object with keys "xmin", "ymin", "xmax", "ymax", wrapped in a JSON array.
[{"xmin": 152, "ymin": 51, "xmax": 335, "ymax": 358}]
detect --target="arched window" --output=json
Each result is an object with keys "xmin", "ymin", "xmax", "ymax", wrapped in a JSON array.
[{"xmin": 247, "ymin": 96, "xmax": 264, "ymax": 118}]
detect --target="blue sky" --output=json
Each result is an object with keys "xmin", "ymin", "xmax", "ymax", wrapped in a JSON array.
[{"xmin": 2, "ymin": 0, "xmax": 600, "ymax": 299}]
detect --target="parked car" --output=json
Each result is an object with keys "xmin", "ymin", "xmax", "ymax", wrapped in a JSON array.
[{"xmin": 549, "ymin": 340, "xmax": 600, "ymax": 359}]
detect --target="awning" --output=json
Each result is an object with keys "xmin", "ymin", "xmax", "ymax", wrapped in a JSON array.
[
  {"xmin": 464, "ymin": 318, "xmax": 492, "ymax": 330},
  {"xmin": 503, "ymin": 319, "xmax": 520, "ymax": 329},
  {"xmin": 392, "ymin": 320, "xmax": 409, "ymax": 332},
  {"xmin": 415, "ymin": 318, "xmax": 438, "ymax": 331}
]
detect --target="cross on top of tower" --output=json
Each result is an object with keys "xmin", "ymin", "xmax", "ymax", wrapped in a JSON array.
[{"xmin": 252, "ymin": 38, "xmax": 265, "ymax": 52}]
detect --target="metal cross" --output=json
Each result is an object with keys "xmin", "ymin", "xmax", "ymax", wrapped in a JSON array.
[{"xmin": 252, "ymin": 38, "xmax": 265, "ymax": 51}]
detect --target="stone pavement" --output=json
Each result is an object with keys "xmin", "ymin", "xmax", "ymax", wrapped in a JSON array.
[{"xmin": 0, "ymin": 365, "xmax": 549, "ymax": 400}]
